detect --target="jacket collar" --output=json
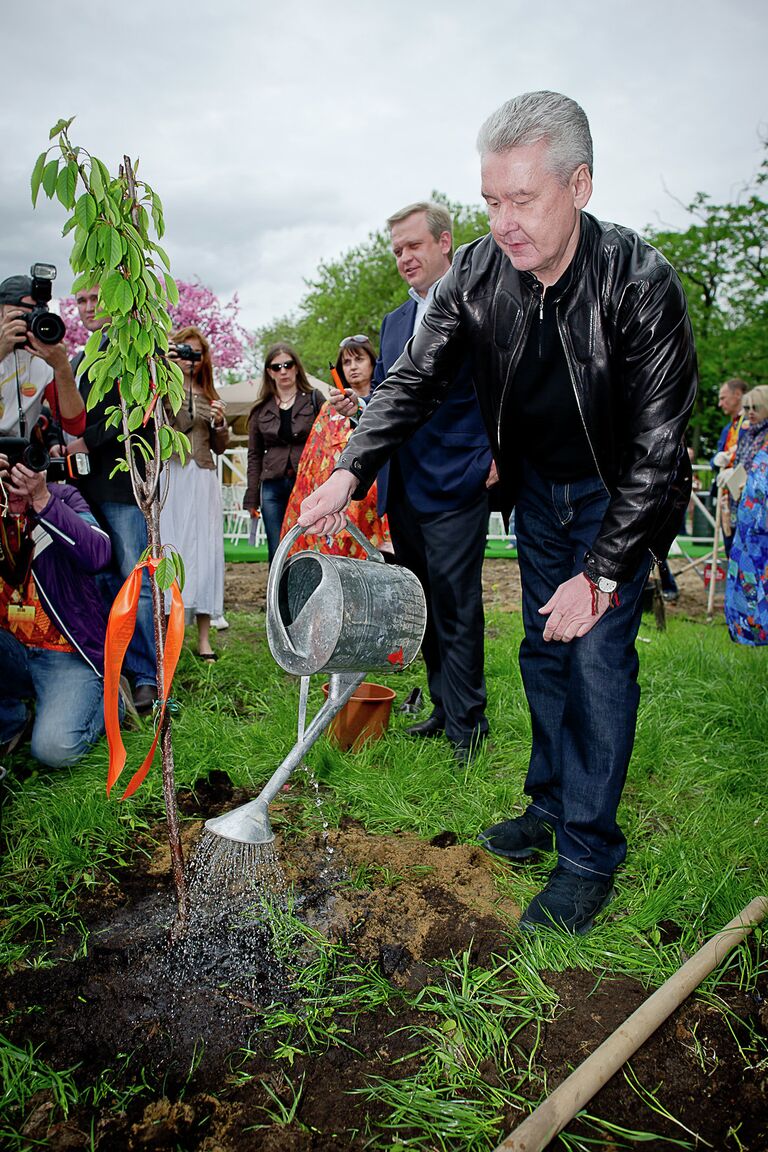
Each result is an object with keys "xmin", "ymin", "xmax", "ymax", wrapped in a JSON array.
[{"xmin": 518, "ymin": 211, "xmax": 594, "ymax": 302}]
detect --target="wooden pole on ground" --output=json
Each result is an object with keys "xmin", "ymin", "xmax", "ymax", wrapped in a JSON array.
[{"xmin": 494, "ymin": 895, "xmax": 768, "ymax": 1152}]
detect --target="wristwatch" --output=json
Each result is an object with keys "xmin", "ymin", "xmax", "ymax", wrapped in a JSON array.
[
  {"xmin": 583, "ymin": 554, "xmax": 618, "ymax": 595},
  {"xmin": 593, "ymin": 574, "xmax": 618, "ymax": 595}
]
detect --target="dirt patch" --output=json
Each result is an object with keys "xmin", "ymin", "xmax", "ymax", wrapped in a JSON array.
[
  {"xmin": 226, "ymin": 556, "xmax": 720, "ymax": 622},
  {"xmin": 0, "ymin": 560, "xmax": 748, "ymax": 1150},
  {"xmin": 2, "ymin": 770, "xmax": 766, "ymax": 1151}
]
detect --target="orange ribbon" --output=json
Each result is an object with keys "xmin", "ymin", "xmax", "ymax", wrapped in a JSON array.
[{"xmin": 104, "ymin": 558, "xmax": 184, "ymax": 799}]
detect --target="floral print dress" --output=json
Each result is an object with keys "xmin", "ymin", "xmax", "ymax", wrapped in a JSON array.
[{"xmin": 725, "ymin": 446, "xmax": 768, "ymax": 645}]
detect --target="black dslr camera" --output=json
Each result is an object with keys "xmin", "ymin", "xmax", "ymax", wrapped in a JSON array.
[
  {"xmin": 0, "ymin": 411, "xmax": 90, "ymax": 480},
  {"xmin": 22, "ymin": 263, "xmax": 66, "ymax": 346},
  {"xmin": 170, "ymin": 342, "xmax": 202, "ymax": 363}
]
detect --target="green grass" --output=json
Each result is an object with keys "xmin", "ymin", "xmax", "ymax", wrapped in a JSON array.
[{"xmin": 0, "ymin": 606, "xmax": 766, "ymax": 1148}]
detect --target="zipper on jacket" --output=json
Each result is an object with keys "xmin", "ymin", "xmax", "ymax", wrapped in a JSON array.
[
  {"xmin": 496, "ymin": 294, "xmax": 539, "ymax": 453},
  {"xmin": 555, "ymin": 304, "xmax": 608, "ymax": 492}
]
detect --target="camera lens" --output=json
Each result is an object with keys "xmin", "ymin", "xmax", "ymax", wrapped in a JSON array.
[
  {"xmin": 29, "ymin": 310, "xmax": 66, "ymax": 345},
  {"xmin": 21, "ymin": 442, "xmax": 50, "ymax": 473}
]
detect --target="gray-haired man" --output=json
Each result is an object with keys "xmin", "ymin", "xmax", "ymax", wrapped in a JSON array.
[{"xmin": 300, "ymin": 91, "xmax": 697, "ymax": 935}]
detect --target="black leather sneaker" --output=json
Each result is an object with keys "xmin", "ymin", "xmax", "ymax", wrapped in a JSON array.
[
  {"xmin": 478, "ymin": 809, "xmax": 555, "ymax": 860},
  {"xmin": 520, "ymin": 866, "xmax": 615, "ymax": 935}
]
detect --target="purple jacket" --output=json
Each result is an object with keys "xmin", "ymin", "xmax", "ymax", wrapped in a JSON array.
[{"xmin": 29, "ymin": 484, "xmax": 112, "ymax": 675}]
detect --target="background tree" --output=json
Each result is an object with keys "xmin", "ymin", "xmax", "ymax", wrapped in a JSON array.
[
  {"xmin": 646, "ymin": 146, "xmax": 768, "ymax": 456},
  {"xmin": 255, "ymin": 194, "xmax": 489, "ymax": 379}
]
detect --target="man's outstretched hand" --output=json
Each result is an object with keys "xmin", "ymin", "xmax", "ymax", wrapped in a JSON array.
[
  {"xmin": 539, "ymin": 573, "xmax": 611, "ymax": 642},
  {"xmin": 298, "ymin": 469, "xmax": 357, "ymax": 536}
]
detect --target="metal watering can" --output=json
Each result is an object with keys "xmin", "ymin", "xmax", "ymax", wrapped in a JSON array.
[{"xmin": 205, "ymin": 522, "xmax": 427, "ymax": 846}]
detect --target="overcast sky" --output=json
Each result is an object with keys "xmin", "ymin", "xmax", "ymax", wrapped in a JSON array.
[{"xmin": 2, "ymin": 0, "xmax": 766, "ymax": 339}]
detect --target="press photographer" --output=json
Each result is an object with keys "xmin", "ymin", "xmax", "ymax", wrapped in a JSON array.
[
  {"xmin": 0, "ymin": 448, "xmax": 119, "ymax": 768},
  {"xmin": 0, "ymin": 267, "xmax": 84, "ymax": 439},
  {"xmin": 0, "ymin": 407, "xmax": 90, "ymax": 483}
]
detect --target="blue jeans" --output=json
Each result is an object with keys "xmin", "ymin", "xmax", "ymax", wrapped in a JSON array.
[
  {"xmin": 261, "ymin": 476, "xmax": 295, "ymax": 564},
  {"xmin": 0, "ymin": 631, "xmax": 108, "ymax": 768},
  {"xmin": 515, "ymin": 467, "xmax": 651, "ymax": 878},
  {"xmin": 98, "ymin": 501, "xmax": 157, "ymax": 688}
]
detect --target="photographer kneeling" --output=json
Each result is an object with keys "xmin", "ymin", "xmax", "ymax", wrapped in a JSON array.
[{"xmin": 0, "ymin": 451, "xmax": 117, "ymax": 767}]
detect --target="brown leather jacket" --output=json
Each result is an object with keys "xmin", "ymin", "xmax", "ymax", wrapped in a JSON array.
[
  {"xmin": 244, "ymin": 390, "xmax": 324, "ymax": 510},
  {"xmin": 164, "ymin": 392, "xmax": 229, "ymax": 469},
  {"xmin": 338, "ymin": 213, "xmax": 697, "ymax": 583}
]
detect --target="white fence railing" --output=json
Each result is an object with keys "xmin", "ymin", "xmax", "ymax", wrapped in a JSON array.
[{"xmin": 217, "ymin": 452, "xmax": 718, "ymax": 553}]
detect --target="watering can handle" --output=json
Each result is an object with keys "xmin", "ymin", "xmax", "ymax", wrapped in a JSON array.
[{"xmin": 267, "ymin": 519, "xmax": 386, "ymax": 661}]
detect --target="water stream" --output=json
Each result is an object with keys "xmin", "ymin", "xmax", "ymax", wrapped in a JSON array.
[{"xmin": 165, "ymin": 830, "xmax": 290, "ymax": 1036}]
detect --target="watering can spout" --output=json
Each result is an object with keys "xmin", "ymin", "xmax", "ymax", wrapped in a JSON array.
[
  {"xmin": 204, "ymin": 522, "xmax": 427, "ymax": 848},
  {"xmin": 204, "ymin": 799, "xmax": 275, "ymax": 846}
]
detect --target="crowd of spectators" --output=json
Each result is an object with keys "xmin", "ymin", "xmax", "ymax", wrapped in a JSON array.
[{"xmin": 1, "ymin": 203, "xmax": 764, "ymax": 784}]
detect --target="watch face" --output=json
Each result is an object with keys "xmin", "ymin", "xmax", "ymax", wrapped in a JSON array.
[{"xmin": 597, "ymin": 576, "xmax": 618, "ymax": 594}]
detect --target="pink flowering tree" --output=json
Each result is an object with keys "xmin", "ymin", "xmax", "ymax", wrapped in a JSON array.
[{"xmin": 60, "ymin": 279, "xmax": 249, "ymax": 369}]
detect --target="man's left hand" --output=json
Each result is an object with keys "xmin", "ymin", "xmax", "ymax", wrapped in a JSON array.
[{"xmin": 539, "ymin": 573, "xmax": 610, "ymax": 642}]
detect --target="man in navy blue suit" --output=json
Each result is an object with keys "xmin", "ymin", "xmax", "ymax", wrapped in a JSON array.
[{"xmin": 335, "ymin": 202, "xmax": 494, "ymax": 760}]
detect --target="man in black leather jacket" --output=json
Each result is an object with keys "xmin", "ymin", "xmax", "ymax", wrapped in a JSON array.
[{"xmin": 299, "ymin": 91, "xmax": 697, "ymax": 935}]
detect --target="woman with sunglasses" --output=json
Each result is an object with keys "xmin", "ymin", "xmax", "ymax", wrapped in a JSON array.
[
  {"xmin": 281, "ymin": 335, "xmax": 391, "ymax": 558},
  {"xmin": 723, "ymin": 384, "xmax": 768, "ymax": 645},
  {"xmin": 244, "ymin": 343, "xmax": 324, "ymax": 563}
]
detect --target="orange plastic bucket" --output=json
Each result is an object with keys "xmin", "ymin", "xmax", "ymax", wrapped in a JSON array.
[{"xmin": 321, "ymin": 681, "xmax": 396, "ymax": 751}]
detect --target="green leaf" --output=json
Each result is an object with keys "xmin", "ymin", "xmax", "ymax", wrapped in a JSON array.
[
  {"xmin": 61, "ymin": 215, "xmax": 78, "ymax": 237},
  {"xmin": 101, "ymin": 270, "xmax": 121, "ymax": 311},
  {"xmin": 30, "ymin": 151, "xmax": 47, "ymax": 206},
  {"xmin": 88, "ymin": 158, "xmax": 104, "ymax": 201},
  {"xmin": 126, "ymin": 241, "xmax": 142, "ymax": 280},
  {"xmin": 152, "ymin": 243, "xmax": 171, "ymax": 271},
  {"xmin": 41, "ymin": 158, "xmax": 60, "ymax": 198},
  {"xmin": 70, "ymin": 227, "xmax": 88, "ymax": 269},
  {"xmin": 49, "ymin": 116, "xmax": 75, "ymax": 140},
  {"xmin": 118, "ymin": 374, "xmax": 134, "ymax": 406},
  {"xmin": 86, "ymin": 228, "xmax": 101, "ymax": 268},
  {"xmin": 154, "ymin": 557, "xmax": 175, "ymax": 593},
  {"xmin": 172, "ymin": 430, "xmax": 190, "ymax": 467},
  {"xmin": 171, "ymin": 548, "xmax": 185, "ymax": 590},
  {"xmin": 74, "ymin": 192, "xmax": 97, "ymax": 231},
  {"xmin": 105, "ymin": 227, "xmax": 124, "ymax": 270},
  {"xmin": 137, "ymin": 204, "xmax": 150, "ymax": 238},
  {"xmin": 103, "ymin": 270, "xmax": 133, "ymax": 315},
  {"xmin": 133, "ymin": 360, "xmax": 149, "ymax": 396},
  {"xmin": 114, "ymin": 277, "xmax": 134, "ymax": 314},
  {"xmin": 56, "ymin": 161, "xmax": 78, "ymax": 209},
  {"xmin": 70, "ymin": 271, "xmax": 91, "ymax": 295},
  {"xmin": 164, "ymin": 274, "xmax": 179, "ymax": 306},
  {"xmin": 127, "ymin": 406, "xmax": 144, "ymax": 432},
  {"xmin": 94, "ymin": 157, "xmax": 111, "ymax": 193}
]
